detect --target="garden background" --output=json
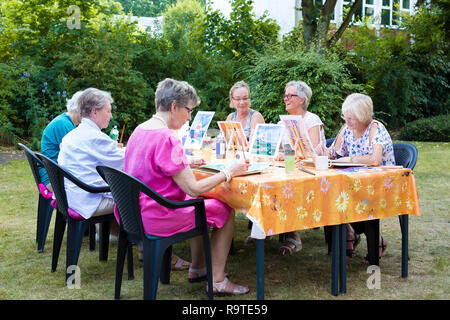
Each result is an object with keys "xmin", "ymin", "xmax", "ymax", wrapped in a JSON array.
[
  {"xmin": 0, "ymin": 0, "xmax": 449, "ymax": 301},
  {"xmin": 0, "ymin": 0, "xmax": 448, "ymax": 149}
]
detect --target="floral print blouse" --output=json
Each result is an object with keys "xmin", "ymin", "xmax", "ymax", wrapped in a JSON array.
[{"xmin": 331, "ymin": 120, "xmax": 395, "ymax": 166}]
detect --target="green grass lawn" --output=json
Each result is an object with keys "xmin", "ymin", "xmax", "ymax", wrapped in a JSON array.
[{"xmin": 0, "ymin": 141, "xmax": 448, "ymax": 300}]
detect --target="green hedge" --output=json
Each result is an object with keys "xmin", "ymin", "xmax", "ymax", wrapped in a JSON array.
[{"xmin": 398, "ymin": 114, "xmax": 450, "ymax": 142}]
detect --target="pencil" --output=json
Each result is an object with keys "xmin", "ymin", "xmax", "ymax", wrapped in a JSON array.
[{"xmin": 298, "ymin": 166, "xmax": 315, "ymax": 175}]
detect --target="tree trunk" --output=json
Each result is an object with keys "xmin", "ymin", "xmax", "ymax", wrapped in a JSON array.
[
  {"xmin": 301, "ymin": 0, "xmax": 317, "ymax": 49},
  {"xmin": 327, "ymin": 0, "xmax": 362, "ymax": 48}
]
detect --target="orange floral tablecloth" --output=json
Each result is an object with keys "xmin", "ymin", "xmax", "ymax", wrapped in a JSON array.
[{"xmin": 194, "ymin": 166, "xmax": 421, "ymax": 239}]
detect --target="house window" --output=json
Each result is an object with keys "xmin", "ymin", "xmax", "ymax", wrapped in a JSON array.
[{"xmin": 335, "ymin": 0, "xmax": 415, "ymax": 28}]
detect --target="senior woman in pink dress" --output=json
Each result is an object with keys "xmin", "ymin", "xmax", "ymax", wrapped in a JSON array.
[{"xmin": 124, "ymin": 78, "xmax": 250, "ymax": 296}]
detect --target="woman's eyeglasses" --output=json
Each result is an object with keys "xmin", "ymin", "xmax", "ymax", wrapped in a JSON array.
[
  {"xmin": 232, "ymin": 97, "xmax": 250, "ymax": 102},
  {"xmin": 283, "ymin": 94, "xmax": 298, "ymax": 100},
  {"xmin": 184, "ymin": 106, "xmax": 194, "ymax": 114}
]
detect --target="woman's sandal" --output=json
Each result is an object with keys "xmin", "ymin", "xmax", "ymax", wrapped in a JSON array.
[
  {"xmin": 346, "ymin": 233, "xmax": 361, "ymax": 258},
  {"xmin": 278, "ymin": 237, "xmax": 302, "ymax": 255},
  {"xmin": 208, "ymin": 277, "xmax": 249, "ymax": 297},
  {"xmin": 188, "ymin": 267, "xmax": 207, "ymax": 283},
  {"xmin": 362, "ymin": 236, "xmax": 387, "ymax": 264},
  {"xmin": 171, "ymin": 254, "xmax": 191, "ymax": 271}
]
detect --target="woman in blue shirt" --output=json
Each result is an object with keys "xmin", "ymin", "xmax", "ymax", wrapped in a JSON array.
[{"xmin": 38, "ymin": 90, "xmax": 83, "ymax": 194}]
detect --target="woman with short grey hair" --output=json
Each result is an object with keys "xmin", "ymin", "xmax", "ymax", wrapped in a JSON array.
[
  {"xmin": 58, "ymin": 87, "xmax": 124, "ymax": 237},
  {"xmin": 276, "ymin": 80, "xmax": 327, "ymax": 256},
  {"xmin": 78, "ymin": 88, "xmax": 114, "ymax": 119},
  {"xmin": 155, "ymin": 78, "xmax": 201, "ymax": 112},
  {"xmin": 124, "ymin": 78, "xmax": 251, "ymax": 296}
]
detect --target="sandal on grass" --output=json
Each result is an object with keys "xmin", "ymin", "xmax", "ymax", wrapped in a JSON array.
[
  {"xmin": 347, "ymin": 233, "xmax": 361, "ymax": 258},
  {"xmin": 188, "ymin": 267, "xmax": 207, "ymax": 283},
  {"xmin": 172, "ymin": 254, "xmax": 191, "ymax": 271},
  {"xmin": 363, "ymin": 236, "xmax": 387, "ymax": 264},
  {"xmin": 207, "ymin": 277, "xmax": 249, "ymax": 297},
  {"xmin": 278, "ymin": 237, "xmax": 302, "ymax": 255}
]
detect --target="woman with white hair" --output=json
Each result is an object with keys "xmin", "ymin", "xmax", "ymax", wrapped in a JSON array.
[
  {"xmin": 124, "ymin": 78, "xmax": 250, "ymax": 296},
  {"xmin": 328, "ymin": 93, "xmax": 394, "ymax": 262},
  {"xmin": 277, "ymin": 80, "xmax": 327, "ymax": 255},
  {"xmin": 58, "ymin": 88, "xmax": 124, "ymax": 224},
  {"xmin": 38, "ymin": 90, "xmax": 84, "ymax": 194}
]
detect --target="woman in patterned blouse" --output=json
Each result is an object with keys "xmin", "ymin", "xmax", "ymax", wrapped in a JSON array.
[{"xmin": 328, "ymin": 93, "xmax": 394, "ymax": 263}]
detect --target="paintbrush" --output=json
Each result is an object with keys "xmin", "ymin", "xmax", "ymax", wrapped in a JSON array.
[{"xmin": 119, "ymin": 122, "xmax": 126, "ymax": 144}]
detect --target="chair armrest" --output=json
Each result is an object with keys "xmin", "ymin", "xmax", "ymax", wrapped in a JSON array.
[{"xmin": 62, "ymin": 170, "xmax": 111, "ymax": 193}]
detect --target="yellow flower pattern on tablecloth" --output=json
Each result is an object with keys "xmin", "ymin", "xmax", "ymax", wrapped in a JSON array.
[
  {"xmin": 367, "ymin": 185, "xmax": 374, "ymax": 195},
  {"xmin": 353, "ymin": 179, "xmax": 362, "ymax": 192},
  {"xmin": 380, "ymin": 198, "xmax": 387, "ymax": 209},
  {"xmin": 336, "ymin": 191, "xmax": 349, "ymax": 212},
  {"xmin": 296, "ymin": 206, "xmax": 308, "ymax": 219},
  {"xmin": 355, "ymin": 201, "xmax": 368, "ymax": 215},
  {"xmin": 195, "ymin": 167, "xmax": 421, "ymax": 237},
  {"xmin": 313, "ymin": 209, "xmax": 322, "ymax": 222},
  {"xmin": 306, "ymin": 190, "xmax": 315, "ymax": 204}
]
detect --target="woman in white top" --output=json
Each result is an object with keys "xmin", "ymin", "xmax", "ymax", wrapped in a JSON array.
[
  {"xmin": 278, "ymin": 80, "xmax": 327, "ymax": 255},
  {"xmin": 58, "ymin": 88, "xmax": 125, "ymax": 219}
]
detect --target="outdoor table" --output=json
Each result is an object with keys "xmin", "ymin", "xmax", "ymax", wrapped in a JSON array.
[{"xmin": 194, "ymin": 163, "xmax": 421, "ymax": 299}]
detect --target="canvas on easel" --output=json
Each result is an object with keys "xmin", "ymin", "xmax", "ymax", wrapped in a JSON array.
[
  {"xmin": 184, "ymin": 111, "xmax": 215, "ymax": 149},
  {"xmin": 279, "ymin": 115, "xmax": 316, "ymax": 159},
  {"xmin": 248, "ymin": 123, "xmax": 284, "ymax": 159},
  {"xmin": 217, "ymin": 121, "xmax": 248, "ymax": 151}
]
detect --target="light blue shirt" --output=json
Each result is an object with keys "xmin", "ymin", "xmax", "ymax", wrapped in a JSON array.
[{"xmin": 58, "ymin": 118, "xmax": 125, "ymax": 218}]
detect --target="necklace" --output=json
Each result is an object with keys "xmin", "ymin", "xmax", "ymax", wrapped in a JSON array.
[{"xmin": 152, "ymin": 114, "xmax": 168, "ymax": 128}]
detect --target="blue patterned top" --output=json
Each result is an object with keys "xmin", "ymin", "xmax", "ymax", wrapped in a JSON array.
[{"xmin": 334, "ymin": 120, "xmax": 395, "ymax": 166}]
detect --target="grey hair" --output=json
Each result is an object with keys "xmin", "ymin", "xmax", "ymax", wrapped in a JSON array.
[
  {"xmin": 66, "ymin": 90, "xmax": 84, "ymax": 113},
  {"xmin": 285, "ymin": 80, "xmax": 312, "ymax": 110},
  {"xmin": 155, "ymin": 78, "xmax": 200, "ymax": 112},
  {"xmin": 78, "ymin": 88, "xmax": 113, "ymax": 118},
  {"xmin": 229, "ymin": 80, "xmax": 251, "ymax": 109}
]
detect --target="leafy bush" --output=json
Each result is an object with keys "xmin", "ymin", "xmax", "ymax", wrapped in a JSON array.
[
  {"xmin": 241, "ymin": 47, "xmax": 365, "ymax": 137},
  {"xmin": 398, "ymin": 115, "xmax": 450, "ymax": 142},
  {"xmin": 340, "ymin": 3, "xmax": 450, "ymax": 129}
]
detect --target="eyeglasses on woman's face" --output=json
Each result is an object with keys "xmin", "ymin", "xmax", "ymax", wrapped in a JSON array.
[
  {"xmin": 231, "ymin": 97, "xmax": 250, "ymax": 103},
  {"xmin": 184, "ymin": 106, "xmax": 194, "ymax": 115},
  {"xmin": 283, "ymin": 94, "xmax": 299, "ymax": 100}
]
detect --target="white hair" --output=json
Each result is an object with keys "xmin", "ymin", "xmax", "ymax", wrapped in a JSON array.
[
  {"xmin": 342, "ymin": 93, "xmax": 374, "ymax": 124},
  {"xmin": 66, "ymin": 90, "xmax": 84, "ymax": 113}
]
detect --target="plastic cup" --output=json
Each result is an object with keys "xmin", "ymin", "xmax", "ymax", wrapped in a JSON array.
[{"xmin": 284, "ymin": 147, "xmax": 295, "ymax": 173}]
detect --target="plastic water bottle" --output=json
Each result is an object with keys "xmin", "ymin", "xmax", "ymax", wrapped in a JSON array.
[
  {"xmin": 216, "ymin": 133, "xmax": 226, "ymax": 159},
  {"xmin": 109, "ymin": 125, "xmax": 119, "ymax": 142}
]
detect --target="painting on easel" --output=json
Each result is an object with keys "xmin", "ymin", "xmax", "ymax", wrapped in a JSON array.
[
  {"xmin": 184, "ymin": 111, "xmax": 215, "ymax": 149},
  {"xmin": 248, "ymin": 123, "xmax": 284, "ymax": 158},
  {"xmin": 279, "ymin": 115, "xmax": 316, "ymax": 159},
  {"xmin": 217, "ymin": 121, "xmax": 248, "ymax": 150}
]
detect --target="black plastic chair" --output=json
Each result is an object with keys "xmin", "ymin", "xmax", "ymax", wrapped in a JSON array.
[
  {"xmin": 97, "ymin": 165, "xmax": 214, "ymax": 300},
  {"xmin": 326, "ymin": 137, "xmax": 335, "ymax": 148},
  {"xmin": 18, "ymin": 143, "xmax": 54, "ymax": 253},
  {"xmin": 393, "ymin": 142, "xmax": 418, "ymax": 277},
  {"xmin": 37, "ymin": 153, "xmax": 114, "ymax": 285}
]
